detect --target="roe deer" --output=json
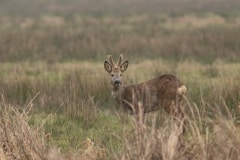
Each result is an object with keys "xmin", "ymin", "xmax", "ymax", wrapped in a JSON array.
[{"xmin": 104, "ymin": 54, "xmax": 187, "ymax": 121}]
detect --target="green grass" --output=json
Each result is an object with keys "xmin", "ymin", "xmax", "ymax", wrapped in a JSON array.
[{"xmin": 38, "ymin": 113, "xmax": 123, "ymax": 151}]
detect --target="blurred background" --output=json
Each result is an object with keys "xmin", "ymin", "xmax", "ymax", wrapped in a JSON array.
[{"xmin": 1, "ymin": 0, "xmax": 240, "ymax": 62}]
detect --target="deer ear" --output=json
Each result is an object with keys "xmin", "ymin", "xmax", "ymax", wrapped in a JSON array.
[
  {"xmin": 104, "ymin": 61, "xmax": 112, "ymax": 73},
  {"xmin": 120, "ymin": 61, "xmax": 128, "ymax": 72}
]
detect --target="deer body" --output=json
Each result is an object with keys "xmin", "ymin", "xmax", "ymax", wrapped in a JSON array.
[{"xmin": 104, "ymin": 54, "xmax": 186, "ymax": 119}]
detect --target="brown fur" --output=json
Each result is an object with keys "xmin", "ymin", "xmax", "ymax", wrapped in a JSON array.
[{"xmin": 115, "ymin": 74, "xmax": 186, "ymax": 118}]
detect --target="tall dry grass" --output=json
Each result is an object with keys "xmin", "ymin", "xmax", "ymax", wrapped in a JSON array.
[
  {"xmin": 0, "ymin": 95, "xmax": 107, "ymax": 160},
  {"xmin": 0, "ymin": 95, "xmax": 48, "ymax": 159},
  {"xmin": 1, "ymin": 25, "xmax": 240, "ymax": 62},
  {"xmin": 0, "ymin": 61, "xmax": 240, "ymax": 160},
  {"xmin": 1, "ymin": 92, "xmax": 240, "ymax": 160},
  {"xmin": 119, "ymin": 99, "xmax": 240, "ymax": 160}
]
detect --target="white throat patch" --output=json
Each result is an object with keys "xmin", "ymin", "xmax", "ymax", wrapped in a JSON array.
[{"xmin": 111, "ymin": 91, "xmax": 117, "ymax": 97}]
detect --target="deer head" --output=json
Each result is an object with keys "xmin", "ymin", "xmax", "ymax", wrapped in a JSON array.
[{"xmin": 104, "ymin": 54, "xmax": 129, "ymax": 87}]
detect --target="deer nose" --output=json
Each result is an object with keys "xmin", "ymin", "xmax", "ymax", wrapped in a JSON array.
[{"xmin": 114, "ymin": 80, "xmax": 121, "ymax": 85}]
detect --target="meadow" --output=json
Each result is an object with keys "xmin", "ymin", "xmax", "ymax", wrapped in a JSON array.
[{"xmin": 1, "ymin": 0, "xmax": 240, "ymax": 159}]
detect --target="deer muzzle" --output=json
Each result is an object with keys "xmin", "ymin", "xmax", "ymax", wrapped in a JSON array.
[{"xmin": 114, "ymin": 80, "xmax": 121, "ymax": 86}]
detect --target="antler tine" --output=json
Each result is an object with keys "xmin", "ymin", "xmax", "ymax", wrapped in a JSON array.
[
  {"xmin": 118, "ymin": 54, "xmax": 123, "ymax": 66},
  {"xmin": 107, "ymin": 55, "xmax": 115, "ymax": 66}
]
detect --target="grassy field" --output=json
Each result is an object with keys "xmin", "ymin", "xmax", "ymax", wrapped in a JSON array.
[{"xmin": 1, "ymin": 0, "xmax": 240, "ymax": 159}]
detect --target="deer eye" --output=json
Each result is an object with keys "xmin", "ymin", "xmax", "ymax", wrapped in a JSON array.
[
  {"xmin": 120, "ymin": 74, "xmax": 123, "ymax": 76},
  {"xmin": 111, "ymin": 74, "xmax": 114, "ymax": 77}
]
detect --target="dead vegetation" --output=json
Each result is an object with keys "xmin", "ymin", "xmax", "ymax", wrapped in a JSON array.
[
  {"xmin": 0, "ymin": 95, "xmax": 106, "ymax": 160},
  {"xmin": 0, "ymin": 95, "xmax": 48, "ymax": 160},
  {"xmin": 120, "ymin": 100, "xmax": 240, "ymax": 160}
]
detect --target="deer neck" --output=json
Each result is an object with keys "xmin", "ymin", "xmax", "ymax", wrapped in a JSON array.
[{"xmin": 111, "ymin": 85, "xmax": 124, "ymax": 101}]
